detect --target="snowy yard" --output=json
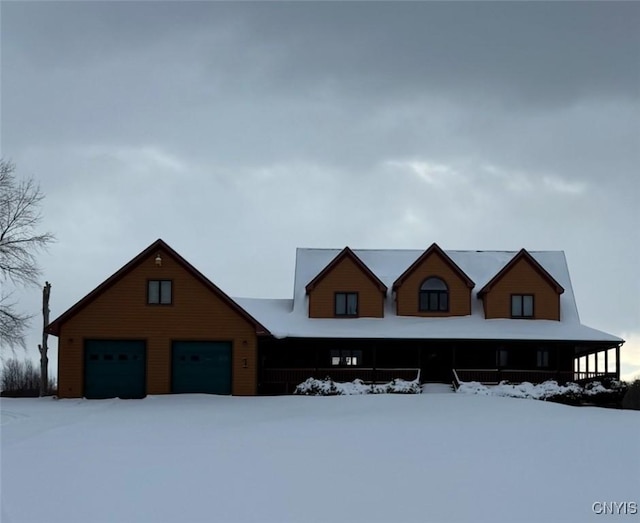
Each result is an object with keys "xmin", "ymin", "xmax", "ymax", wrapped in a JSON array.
[{"xmin": 1, "ymin": 390, "xmax": 638, "ymax": 523}]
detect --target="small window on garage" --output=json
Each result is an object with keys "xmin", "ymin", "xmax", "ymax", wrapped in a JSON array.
[{"xmin": 148, "ymin": 280, "xmax": 172, "ymax": 305}]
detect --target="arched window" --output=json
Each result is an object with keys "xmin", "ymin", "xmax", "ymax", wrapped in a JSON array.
[{"xmin": 419, "ymin": 277, "xmax": 449, "ymax": 312}]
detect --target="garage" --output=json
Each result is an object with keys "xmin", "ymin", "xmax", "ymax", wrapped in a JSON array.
[
  {"xmin": 172, "ymin": 341, "xmax": 232, "ymax": 394},
  {"xmin": 84, "ymin": 340, "xmax": 146, "ymax": 399}
]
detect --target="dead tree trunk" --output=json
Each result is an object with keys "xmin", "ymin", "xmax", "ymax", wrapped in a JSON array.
[{"xmin": 38, "ymin": 281, "xmax": 51, "ymax": 396}]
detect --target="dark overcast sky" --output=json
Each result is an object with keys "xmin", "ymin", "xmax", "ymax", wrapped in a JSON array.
[{"xmin": 1, "ymin": 1, "xmax": 639, "ymax": 379}]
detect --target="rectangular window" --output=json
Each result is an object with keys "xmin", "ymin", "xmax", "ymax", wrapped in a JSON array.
[
  {"xmin": 419, "ymin": 291, "xmax": 449, "ymax": 312},
  {"xmin": 148, "ymin": 280, "xmax": 172, "ymax": 305},
  {"xmin": 511, "ymin": 294, "xmax": 534, "ymax": 318},
  {"xmin": 537, "ymin": 349, "xmax": 550, "ymax": 368},
  {"xmin": 496, "ymin": 349, "xmax": 508, "ymax": 367},
  {"xmin": 335, "ymin": 292, "xmax": 358, "ymax": 316},
  {"xmin": 330, "ymin": 349, "xmax": 363, "ymax": 366}
]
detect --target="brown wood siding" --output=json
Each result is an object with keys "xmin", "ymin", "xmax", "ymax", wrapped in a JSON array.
[
  {"xmin": 482, "ymin": 257, "xmax": 560, "ymax": 320},
  {"xmin": 396, "ymin": 251, "xmax": 471, "ymax": 317},
  {"xmin": 56, "ymin": 248, "xmax": 257, "ymax": 398},
  {"xmin": 308, "ymin": 256, "xmax": 384, "ymax": 318}
]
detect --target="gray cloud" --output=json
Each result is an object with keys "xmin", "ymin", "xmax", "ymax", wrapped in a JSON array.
[{"xmin": 1, "ymin": 1, "xmax": 638, "ymax": 378}]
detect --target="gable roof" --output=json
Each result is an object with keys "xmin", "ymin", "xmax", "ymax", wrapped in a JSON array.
[
  {"xmin": 46, "ymin": 239, "xmax": 270, "ymax": 336},
  {"xmin": 234, "ymin": 248, "xmax": 621, "ymax": 343},
  {"xmin": 392, "ymin": 243, "xmax": 475, "ymax": 291},
  {"xmin": 305, "ymin": 246, "xmax": 387, "ymax": 294},
  {"xmin": 477, "ymin": 248, "xmax": 565, "ymax": 297}
]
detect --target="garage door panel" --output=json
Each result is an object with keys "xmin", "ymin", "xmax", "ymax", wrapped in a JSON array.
[
  {"xmin": 172, "ymin": 341, "xmax": 231, "ymax": 395},
  {"xmin": 84, "ymin": 340, "xmax": 146, "ymax": 399}
]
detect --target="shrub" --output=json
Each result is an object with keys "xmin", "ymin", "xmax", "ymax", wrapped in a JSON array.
[
  {"xmin": 544, "ymin": 387, "xmax": 584, "ymax": 406},
  {"xmin": 294, "ymin": 376, "xmax": 422, "ymax": 396},
  {"xmin": 382, "ymin": 378, "xmax": 422, "ymax": 394},
  {"xmin": 622, "ymin": 379, "xmax": 640, "ymax": 410},
  {"xmin": 458, "ymin": 379, "xmax": 627, "ymax": 408},
  {"xmin": 583, "ymin": 379, "xmax": 628, "ymax": 407},
  {"xmin": 294, "ymin": 377, "xmax": 342, "ymax": 396}
]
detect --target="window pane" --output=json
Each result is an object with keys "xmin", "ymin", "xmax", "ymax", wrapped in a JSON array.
[
  {"xmin": 148, "ymin": 281, "xmax": 160, "ymax": 303},
  {"xmin": 511, "ymin": 295, "xmax": 522, "ymax": 316},
  {"xmin": 419, "ymin": 292, "xmax": 429, "ymax": 311},
  {"xmin": 429, "ymin": 292, "xmax": 438, "ymax": 311},
  {"xmin": 537, "ymin": 350, "xmax": 549, "ymax": 367},
  {"xmin": 523, "ymin": 295, "xmax": 533, "ymax": 317},
  {"xmin": 439, "ymin": 292, "xmax": 448, "ymax": 311},
  {"xmin": 421, "ymin": 277, "xmax": 447, "ymax": 291},
  {"xmin": 346, "ymin": 293, "xmax": 358, "ymax": 315},
  {"xmin": 497, "ymin": 349, "xmax": 508, "ymax": 367},
  {"xmin": 335, "ymin": 294, "xmax": 346, "ymax": 315},
  {"xmin": 353, "ymin": 350, "xmax": 362, "ymax": 366},
  {"xmin": 160, "ymin": 280, "xmax": 172, "ymax": 304}
]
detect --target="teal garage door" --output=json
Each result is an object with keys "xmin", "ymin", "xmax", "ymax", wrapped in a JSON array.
[
  {"xmin": 172, "ymin": 341, "xmax": 232, "ymax": 395},
  {"xmin": 84, "ymin": 340, "xmax": 146, "ymax": 399}
]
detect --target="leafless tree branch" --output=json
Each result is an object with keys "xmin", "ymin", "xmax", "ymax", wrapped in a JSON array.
[{"xmin": 0, "ymin": 160, "xmax": 54, "ymax": 350}]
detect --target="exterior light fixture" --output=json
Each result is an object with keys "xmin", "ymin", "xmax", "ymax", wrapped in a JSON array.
[{"xmin": 155, "ymin": 253, "xmax": 162, "ymax": 267}]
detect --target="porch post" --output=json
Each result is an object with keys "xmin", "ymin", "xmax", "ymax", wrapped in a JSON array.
[
  {"xmin": 586, "ymin": 352, "xmax": 589, "ymax": 378},
  {"xmin": 615, "ymin": 344, "xmax": 620, "ymax": 381},
  {"xmin": 604, "ymin": 349, "xmax": 609, "ymax": 375},
  {"xmin": 372, "ymin": 344, "xmax": 377, "ymax": 383},
  {"xmin": 595, "ymin": 350, "xmax": 599, "ymax": 375}
]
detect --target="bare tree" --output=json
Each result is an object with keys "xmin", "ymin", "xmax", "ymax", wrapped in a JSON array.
[{"xmin": 0, "ymin": 159, "xmax": 54, "ymax": 349}]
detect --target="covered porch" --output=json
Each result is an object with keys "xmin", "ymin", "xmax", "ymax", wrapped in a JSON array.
[
  {"xmin": 573, "ymin": 343, "xmax": 621, "ymax": 384},
  {"xmin": 257, "ymin": 337, "xmax": 605, "ymax": 394}
]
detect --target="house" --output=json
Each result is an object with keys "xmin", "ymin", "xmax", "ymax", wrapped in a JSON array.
[{"xmin": 47, "ymin": 239, "xmax": 623, "ymax": 398}]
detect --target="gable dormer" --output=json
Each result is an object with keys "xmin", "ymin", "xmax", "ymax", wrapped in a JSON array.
[
  {"xmin": 477, "ymin": 249, "xmax": 564, "ymax": 320},
  {"xmin": 392, "ymin": 243, "xmax": 475, "ymax": 317},
  {"xmin": 305, "ymin": 247, "xmax": 387, "ymax": 318}
]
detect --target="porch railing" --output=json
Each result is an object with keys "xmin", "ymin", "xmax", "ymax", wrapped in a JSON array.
[
  {"xmin": 451, "ymin": 369, "xmax": 461, "ymax": 391},
  {"xmin": 573, "ymin": 371, "xmax": 618, "ymax": 384},
  {"xmin": 454, "ymin": 369, "xmax": 577, "ymax": 385},
  {"xmin": 262, "ymin": 367, "xmax": 420, "ymax": 385}
]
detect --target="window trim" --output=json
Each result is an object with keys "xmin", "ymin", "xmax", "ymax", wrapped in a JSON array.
[
  {"xmin": 510, "ymin": 294, "xmax": 534, "ymax": 318},
  {"xmin": 418, "ymin": 276, "xmax": 449, "ymax": 313},
  {"xmin": 147, "ymin": 279, "xmax": 173, "ymax": 305},
  {"xmin": 334, "ymin": 292, "xmax": 359, "ymax": 317}
]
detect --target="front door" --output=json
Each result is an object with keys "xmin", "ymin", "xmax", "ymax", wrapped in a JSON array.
[{"xmin": 421, "ymin": 347, "xmax": 451, "ymax": 383}]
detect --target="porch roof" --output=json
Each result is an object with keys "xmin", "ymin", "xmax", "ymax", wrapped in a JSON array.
[{"xmin": 234, "ymin": 296, "xmax": 622, "ymax": 343}]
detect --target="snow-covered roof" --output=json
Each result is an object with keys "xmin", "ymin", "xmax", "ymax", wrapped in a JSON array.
[{"xmin": 234, "ymin": 248, "xmax": 622, "ymax": 343}]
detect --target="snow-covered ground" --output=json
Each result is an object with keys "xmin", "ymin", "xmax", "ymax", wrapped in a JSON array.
[{"xmin": 1, "ymin": 393, "xmax": 638, "ymax": 523}]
